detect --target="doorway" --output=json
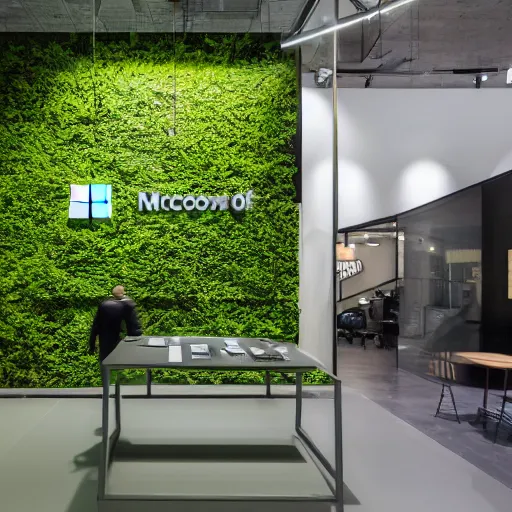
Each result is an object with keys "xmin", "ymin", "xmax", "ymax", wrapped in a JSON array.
[{"xmin": 337, "ymin": 221, "xmax": 401, "ymax": 374}]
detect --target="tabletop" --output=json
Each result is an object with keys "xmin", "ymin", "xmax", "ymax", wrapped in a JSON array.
[
  {"xmin": 102, "ymin": 336, "xmax": 322, "ymax": 372},
  {"xmin": 450, "ymin": 352, "xmax": 512, "ymax": 370}
]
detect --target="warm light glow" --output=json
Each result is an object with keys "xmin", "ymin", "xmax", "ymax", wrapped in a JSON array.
[
  {"xmin": 336, "ymin": 243, "xmax": 355, "ymax": 261},
  {"xmin": 398, "ymin": 160, "xmax": 455, "ymax": 212},
  {"xmin": 446, "ymin": 249, "xmax": 481, "ymax": 264}
]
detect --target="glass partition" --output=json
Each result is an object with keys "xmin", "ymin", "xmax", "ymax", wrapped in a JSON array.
[{"xmin": 397, "ymin": 186, "xmax": 482, "ymax": 376}]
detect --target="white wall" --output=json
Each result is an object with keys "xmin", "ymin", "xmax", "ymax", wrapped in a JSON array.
[
  {"xmin": 341, "ymin": 239, "xmax": 396, "ymax": 298},
  {"xmin": 298, "ymin": 88, "xmax": 335, "ymax": 372},
  {"xmin": 299, "ymin": 87, "xmax": 512, "ymax": 370},
  {"xmin": 305, "ymin": 88, "xmax": 512, "ymax": 229}
]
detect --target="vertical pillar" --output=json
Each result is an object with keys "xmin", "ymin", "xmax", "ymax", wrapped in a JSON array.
[
  {"xmin": 332, "ymin": 0, "xmax": 340, "ymax": 375},
  {"xmin": 448, "ymin": 263, "xmax": 452, "ymax": 309}
]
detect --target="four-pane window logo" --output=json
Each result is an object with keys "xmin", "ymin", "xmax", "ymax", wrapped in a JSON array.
[{"xmin": 69, "ymin": 184, "xmax": 112, "ymax": 220}]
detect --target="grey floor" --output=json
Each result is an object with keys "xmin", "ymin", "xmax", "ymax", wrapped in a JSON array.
[
  {"xmin": 1, "ymin": 388, "xmax": 512, "ymax": 511},
  {"xmin": 338, "ymin": 341, "xmax": 512, "ymax": 490}
]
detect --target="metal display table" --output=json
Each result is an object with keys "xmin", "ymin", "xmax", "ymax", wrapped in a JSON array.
[{"xmin": 98, "ymin": 336, "xmax": 343, "ymax": 512}]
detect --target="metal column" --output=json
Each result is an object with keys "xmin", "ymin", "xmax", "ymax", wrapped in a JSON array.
[
  {"xmin": 331, "ymin": 0, "xmax": 340, "ymax": 376},
  {"xmin": 448, "ymin": 263, "xmax": 452, "ymax": 309},
  {"xmin": 332, "ymin": 5, "xmax": 343, "ymax": 508}
]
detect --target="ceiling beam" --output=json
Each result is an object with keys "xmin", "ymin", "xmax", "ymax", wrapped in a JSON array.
[{"xmin": 18, "ymin": 0, "xmax": 45, "ymax": 31}]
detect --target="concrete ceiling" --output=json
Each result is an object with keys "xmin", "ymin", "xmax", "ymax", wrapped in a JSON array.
[
  {"xmin": 2, "ymin": 0, "xmax": 512, "ymax": 87},
  {"xmin": 302, "ymin": 0, "xmax": 512, "ymax": 88},
  {"xmin": 0, "ymin": 0, "xmax": 307, "ymax": 33}
]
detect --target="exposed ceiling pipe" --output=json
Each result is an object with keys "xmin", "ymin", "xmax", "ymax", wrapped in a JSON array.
[
  {"xmin": 328, "ymin": 66, "xmax": 501, "ymax": 78},
  {"xmin": 350, "ymin": 0, "xmax": 370, "ymax": 11},
  {"xmin": 281, "ymin": 0, "xmax": 417, "ymax": 49},
  {"xmin": 287, "ymin": 0, "xmax": 321, "ymax": 38}
]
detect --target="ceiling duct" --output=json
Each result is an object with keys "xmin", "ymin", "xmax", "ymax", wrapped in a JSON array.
[
  {"xmin": 131, "ymin": 0, "xmax": 144, "ymax": 13},
  {"xmin": 338, "ymin": 1, "xmax": 381, "ymax": 64},
  {"xmin": 201, "ymin": 0, "xmax": 260, "ymax": 13}
]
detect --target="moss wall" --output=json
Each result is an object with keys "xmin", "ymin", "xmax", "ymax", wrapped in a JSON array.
[{"xmin": 0, "ymin": 35, "xmax": 325, "ymax": 387}]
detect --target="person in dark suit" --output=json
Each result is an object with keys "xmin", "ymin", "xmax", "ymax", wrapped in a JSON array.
[{"xmin": 89, "ymin": 285, "xmax": 142, "ymax": 361}]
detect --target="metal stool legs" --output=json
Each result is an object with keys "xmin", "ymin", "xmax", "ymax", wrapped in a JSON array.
[
  {"xmin": 494, "ymin": 371, "xmax": 509, "ymax": 443},
  {"xmin": 435, "ymin": 383, "xmax": 460, "ymax": 424},
  {"xmin": 448, "ymin": 385, "xmax": 461, "ymax": 424},
  {"xmin": 493, "ymin": 399, "xmax": 506, "ymax": 443},
  {"xmin": 435, "ymin": 384, "xmax": 445, "ymax": 418}
]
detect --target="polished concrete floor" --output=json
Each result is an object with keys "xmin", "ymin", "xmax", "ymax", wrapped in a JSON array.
[
  {"xmin": 338, "ymin": 341, "xmax": 512, "ymax": 490},
  {"xmin": 1, "ymin": 389, "xmax": 512, "ymax": 512}
]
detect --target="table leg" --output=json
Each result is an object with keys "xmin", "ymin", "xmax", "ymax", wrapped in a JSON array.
[
  {"xmin": 495, "ymin": 370, "xmax": 509, "ymax": 442},
  {"xmin": 265, "ymin": 371, "xmax": 271, "ymax": 398},
  {"xmin": 334, "ymin": 379, "xmax": 344, "ymax": 512},
  {"xmin": 115, "ymin": 372, "xmax": 121, "ymax": 432},
  {"xmin": 146, "ymin": 369, "xmax": 152, "ymax": 397},
  {"xmin": 295, "ymin": 372, "xmax": 302, "ymax": 431},
  {"xmin": 98, "ymin": 366, "xmax": 110, "ymax": 499},
  {"xmin": 483, "ymin": 367, "xmax": 489, "ymax": 409}
]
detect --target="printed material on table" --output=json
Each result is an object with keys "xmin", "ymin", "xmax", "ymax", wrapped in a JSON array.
[
  {"xmin": 148, "ymin": 338, "xmax": 167, "ymax": 347},
  {"xmin": 249, "ymin": 346, "xmax": 285, "ymax": 361},
  {"xmin": 168, "ymin": 345, "xmax": 183, "ymax": 363},
  {"xmin": 124, "ymin": 335, "xmax": 142, "ymax": 342},
  {"xmin": 190, "ymin": 344, "xmax": 211, "ymax": 359},
  {"xmin": 274, "ymin": 345, "xmax": 291, "ymax": 361},
  {"xmin": 224, "ymin": 339, "xmax": 246, "ymax": 355}
]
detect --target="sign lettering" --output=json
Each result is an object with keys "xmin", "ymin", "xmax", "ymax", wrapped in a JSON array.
[
  {"xmin": 337, "ymin": 260, "xmax": 363, "ymax": 281},
  {"xmin": 138, "ymin": 190, "xmax": 253, "ymax": 213}
]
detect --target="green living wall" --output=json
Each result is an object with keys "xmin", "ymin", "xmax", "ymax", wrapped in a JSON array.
[{"xmin": 0, "ymin": 35, "xmax": 326, "ymax": 387}]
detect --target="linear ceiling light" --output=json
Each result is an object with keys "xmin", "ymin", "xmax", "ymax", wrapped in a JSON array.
[{"xmin": 281, "ymin": 0, "xmax": 418, "ymax": 49}]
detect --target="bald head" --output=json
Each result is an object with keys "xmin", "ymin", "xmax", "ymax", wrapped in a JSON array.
[{"xmin": 112, "ymin": 285, "xmax": 125, "ymax": 299}]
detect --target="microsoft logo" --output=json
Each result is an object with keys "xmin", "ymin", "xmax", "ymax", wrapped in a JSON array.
[{"xmin": 68, "ymin": 184, "xmax": 112, "ymax": 220}]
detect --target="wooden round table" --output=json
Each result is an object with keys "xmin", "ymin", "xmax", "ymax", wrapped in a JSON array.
[{"xmin": 452, "ymin": 352, "xmax": 512, "ymax": 409}]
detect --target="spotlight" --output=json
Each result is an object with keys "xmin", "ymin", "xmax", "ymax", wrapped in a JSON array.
[
  {"xmin": 315, "ymin": 68, "xmax": 333, "ymax": 88},
  {"xmin": 366, "ymin": 237, "xmax": 380, "ymax": 247},
  {"xmin": 429, "ymin": 246, "xmax": 435, "ymax": 252},
  {"xmin": 473, "ymin": 74, "xmax": 488, "ymax": 88}
]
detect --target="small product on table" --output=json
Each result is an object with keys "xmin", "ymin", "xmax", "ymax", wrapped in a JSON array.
[{"xmin": 190, "ymin": 344, "xmax": 211, "ymax": 359}]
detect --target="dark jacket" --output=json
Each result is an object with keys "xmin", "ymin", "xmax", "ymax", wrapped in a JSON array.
[{"xmin": 89, "ymin": 296, "xmax": 142, "ymax": 361}]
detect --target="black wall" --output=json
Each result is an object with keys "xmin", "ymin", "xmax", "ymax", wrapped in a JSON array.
[{"xmin": 482, "ymin": 173, "xmax": 512, "ymax": 354}]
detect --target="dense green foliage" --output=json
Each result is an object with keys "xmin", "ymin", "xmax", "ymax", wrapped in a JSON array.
[{"xmin": 0, "ymin": 35, "xmax": 327, "ymax": 387}]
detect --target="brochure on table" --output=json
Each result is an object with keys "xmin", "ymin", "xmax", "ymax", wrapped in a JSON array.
[{"xmin": 158, "ymin": 337, "xmax": 291, "ymax": 363}]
